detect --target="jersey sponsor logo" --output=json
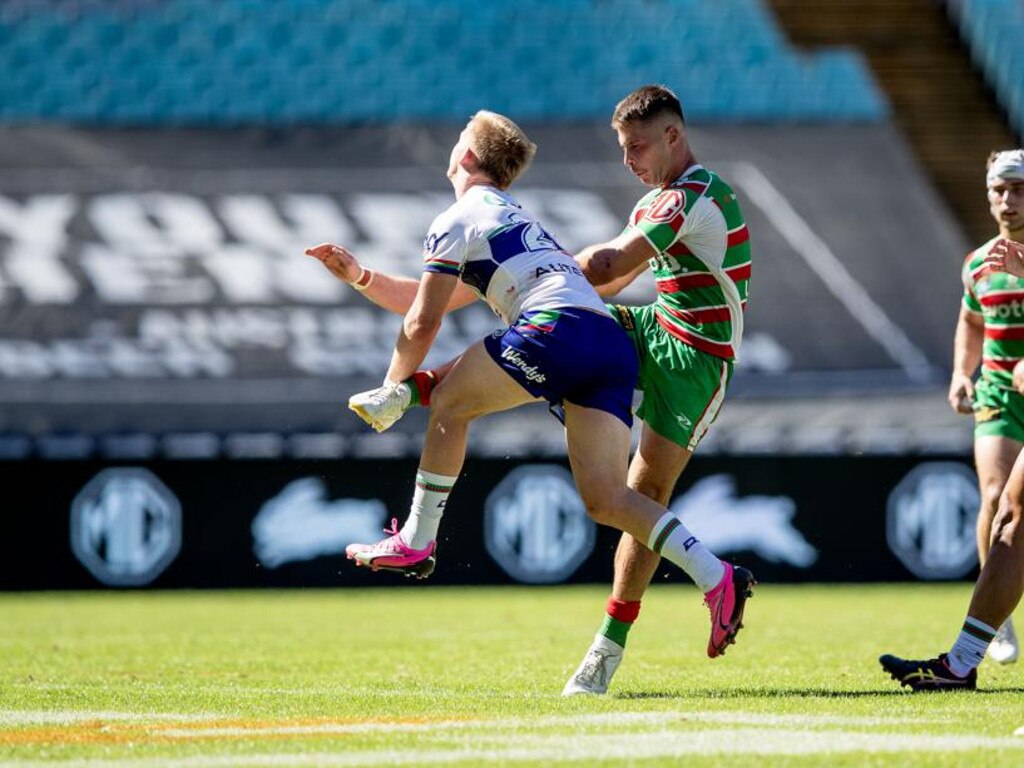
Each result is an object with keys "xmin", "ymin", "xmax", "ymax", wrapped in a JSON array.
[
  {"xmin": 484, "ymin": 464, "xmax": 595, "ymax": 584},
  {"xmin": 70, "ymin": 468, "xmax": 182, "ymax": 586},
  {"xmin": 613, "ymin": 305, "xmax": 636, "ymax": 332},
  {"xmin": 886, "ymin": 462, "xmax": 979, "ymax": 580},
  {"xmin": 423, "ymin": 231, "xmax": 450, "ymax": 255},
  {"xmin": 974, "ymin": 405, "xmax": 1001, "ymax": 424},
  {"xmin": 500, "ymin": 346, "xmax": 547, "ymax": 383},
  {"xmin": 981, "ymin": 299, "xmax": 1024, "ymax": 319},
  {"xmin": 668, "ymin": 474, "xmax": 816, "ymax": 568},
  {"xmin": 645, "ymin": 190, "xmax": 685, "ymax": 224},
  {"xmin": 534, "ymin": 261, "xmax": 583, "ymax": 279},
  {"xmin": 251, "ymin": 477, "xmax": 387, "ymax": 568}
]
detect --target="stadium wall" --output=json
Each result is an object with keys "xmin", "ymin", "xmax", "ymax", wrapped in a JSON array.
[{"xmin": 0, "ymin": 123, "xmax": 969, "ymax": 457}]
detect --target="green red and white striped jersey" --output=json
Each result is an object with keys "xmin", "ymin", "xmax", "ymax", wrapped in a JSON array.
[
  {"xmin": 627, "ymin": 164, "xmax": 750, "ymax": 361},
  {"xmin": 962, "ymin": 236, "xmax": 1024, "ymax": 387}
]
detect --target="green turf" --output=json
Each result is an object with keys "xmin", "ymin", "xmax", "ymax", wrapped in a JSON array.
[{"xmin": 1, "ymin": 583, "xmax": 1023, "ymax": 766}]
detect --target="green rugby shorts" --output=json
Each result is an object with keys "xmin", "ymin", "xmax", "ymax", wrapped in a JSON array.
[
  {"xmin": 610, "ymin": 303, "xmax": 732, "ymax": 451},
  {"xmin": 974, "ymin": 376, "xmax": 1024, "ymax": 444}
]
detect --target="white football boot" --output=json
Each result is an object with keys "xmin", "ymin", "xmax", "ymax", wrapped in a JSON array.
[
  {"xmin": 348, "ymin": 382, "xmax": 412, "ymax": 432},
  {"xmin": 987, "ymin": 617, "xmax": 1019, "ymax": 664},
  {"xmin": 562, "ymin": 634, "xmax": 624, "ymax": 696}
]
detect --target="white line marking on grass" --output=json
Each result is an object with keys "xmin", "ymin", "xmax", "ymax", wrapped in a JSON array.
[
  {"xmin": 157, "ymin": 710, "xmax": 944, "ymax": 739},
  {"xmin": 7, "ymin": 727, "xmax": 1024, "ymax": 767},
  {"xmin": 0, "ymin": 711, "xmax": 222, "ymax": 726}
]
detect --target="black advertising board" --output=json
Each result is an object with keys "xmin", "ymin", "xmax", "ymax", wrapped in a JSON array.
[{"xmin": 4, "ymin": 455, "xmax": 981, "ymax": 590}]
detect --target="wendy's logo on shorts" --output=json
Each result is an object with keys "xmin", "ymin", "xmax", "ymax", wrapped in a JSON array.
[
  {"xmin": 646, "ymin": 190, "xmax": 685, "ymax": 224},
  {"xmin": 500, "ymin": 347, "xmax": 547, "ymax": 383},
  {"xmin": 974, "ymin": 405, "xmax": 1001, "ymax": 424}
]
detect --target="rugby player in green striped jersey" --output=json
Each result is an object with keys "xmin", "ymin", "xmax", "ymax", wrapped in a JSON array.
[{"xmin": 881, "ymin": 150, "xmax": 1024, "ymax": 690}]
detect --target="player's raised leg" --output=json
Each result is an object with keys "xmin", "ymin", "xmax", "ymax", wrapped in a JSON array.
[
  {"xmin": 563, "ymin": 404, "xmax": 754, "ymax": 664},
  {"xmin": 346, "ymin": 342, "xmax": 535, "ymax": 576}
]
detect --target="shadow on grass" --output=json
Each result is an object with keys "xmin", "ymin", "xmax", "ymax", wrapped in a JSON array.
[{"xmin": 616, "ymin": 686, "xmax": 1024, "ymax": 700}]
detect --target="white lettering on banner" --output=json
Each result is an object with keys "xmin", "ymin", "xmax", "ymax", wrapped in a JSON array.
[
  {"xmin": 0, "ymin": 189, "xmax": 619, "ymax": 379},
  {"xmin": 218, "ymin": 195, "xmax": 357, "ymax": 253},
  {"xmin": 88, "ymin": 193, "xmax": 224, "ymax": 252},
  {"xmin": 0, "ymin": 194, "xmax": 75, "ymax": 249},
  {"xmin": 80, "ymin": 244, "xmax": 217, "ymax": 304},
  {"xmin": 669, "ymin": 475, "xmax": 817, "ymax": 568},
  {"xmin": 251, "ymin": 477, "xmax": 387, "ymax": 568},
  {"xmin": 0, "ymin": 321, "xmax": 234, "ymax": 378},
  {"xmin": 0, "ymin": 190, "xmax": 620, "ymax": 304},
  {"xmin": 500, "ymin": 347, "xmax": 547, "ymax": 383},
  {"xmin": 3, "ymin": 244, "xmax": 79, "ymax": 303}
]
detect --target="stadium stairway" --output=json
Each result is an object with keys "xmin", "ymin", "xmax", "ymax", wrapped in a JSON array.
[{"xmin": 768, "ymin": 0, "xmax": 1018, "ymax": 247}]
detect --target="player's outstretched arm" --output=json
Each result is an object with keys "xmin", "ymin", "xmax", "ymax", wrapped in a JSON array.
[
  {"xmin": 576, "ymin": 230, "xmax": 656, "ymax": 292},
  {"xmin": 305, "ymin": 243, "xmax": 477, "ymax": 315},
  {"xmin": 985, "ymin": 238, "xmax": 1024, "ymax": 278}
]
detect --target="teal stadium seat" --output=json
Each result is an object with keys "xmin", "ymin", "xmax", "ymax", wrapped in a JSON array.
[
  {"xmin": 952, "ymin": 0, "xmax": 1024, "ymax": 141},
  {"xmin": 0, "ymin": 0, "xmax": 889, "ymax": 124}
]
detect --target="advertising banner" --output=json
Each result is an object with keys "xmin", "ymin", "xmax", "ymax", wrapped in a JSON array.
[{"xmin": 4, "ymin": 455, "xmax": 980, "ymax": 589}]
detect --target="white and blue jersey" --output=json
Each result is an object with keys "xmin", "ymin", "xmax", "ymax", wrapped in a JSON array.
[
  {"xmin": 421, "ymin": 184, "xmax": 638, "ymax": 427},
  {"xmin": 421, "ymin": 185, "xmax": 609, "ymax": 325}
]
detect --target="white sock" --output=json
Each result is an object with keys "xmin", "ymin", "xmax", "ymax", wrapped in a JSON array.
[
  {"xmin": 946, "ymin": 616, "xmax": 998, "ymax": 677},
  {"xmin": 648, "ymin": 513, "xmax": 725, "ymax": 593},
  {"xmin": 400, "ymin": 469, "xmax": 456, "ymax": 550}
]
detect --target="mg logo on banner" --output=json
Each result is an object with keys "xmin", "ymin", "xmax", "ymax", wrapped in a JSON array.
[
  {"xmin": 886, "ymin": 462, "xmax": 979, "ymax": 580},
  {"xmin": 484, "ymin": 464, "xmax": 595, "ymax": 584},
  {"xmin": 70, "ymin": 468, "xmax": 182, "ymax": 586}
]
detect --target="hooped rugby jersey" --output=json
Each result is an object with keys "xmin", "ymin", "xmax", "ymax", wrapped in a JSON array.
[
  {"xmin": 962, "ymin": 236, "xmax": 1024, "ymax": 388},
  {"xmin": 627, "ymin": 164, "xmax": 751, "ymax": 361},
  {"xmin": 421, "ymin": 185, "xmax": 609, "ymax": 326}
]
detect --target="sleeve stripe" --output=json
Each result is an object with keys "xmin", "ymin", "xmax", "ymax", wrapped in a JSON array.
[{"xmin": 424, "ymin": 263, "xmax": 461, "ymax": 276}]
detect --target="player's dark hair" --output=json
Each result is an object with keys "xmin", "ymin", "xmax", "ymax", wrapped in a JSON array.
[{"xmin": 612, "ymin": 85, "xmax": 685, "ymax": 128}]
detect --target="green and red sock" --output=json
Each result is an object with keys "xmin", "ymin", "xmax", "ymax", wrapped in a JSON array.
[
  {"xmin": 599, "ymin": 597, "xmax": 641, "ymax": 648},
  {"xmin": 406, "ymin": 370, "xmax": 439, "ymax": 407}
]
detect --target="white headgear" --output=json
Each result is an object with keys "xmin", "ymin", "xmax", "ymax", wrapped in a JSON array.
[{"xmin": 987, "ymin": 149, "xmax": 1024, "ymax": 187}]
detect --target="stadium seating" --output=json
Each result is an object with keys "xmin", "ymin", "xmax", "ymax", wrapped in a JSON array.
[
  {"xmin": 950, "ymin": 0, "xmax": 1024, "ymax": 141},
  {"xmin": 0, "ymin": 0, "xmax": 888, "ymax": 123}
]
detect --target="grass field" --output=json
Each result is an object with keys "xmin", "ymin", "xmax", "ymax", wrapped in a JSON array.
[{"xmin": 2, "ymin": 583, "xmax": 1023, "ymax": 767}]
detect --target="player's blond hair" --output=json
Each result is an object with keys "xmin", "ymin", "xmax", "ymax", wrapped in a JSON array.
[{"xmin": 466, "ymin": 110, "xmax": 537, "ymax": 189}]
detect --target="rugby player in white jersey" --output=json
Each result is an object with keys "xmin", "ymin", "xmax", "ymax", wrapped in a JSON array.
[
  {"xmin": 309, "ymin": 87, "xmax": 756, "ymax": 694},
  {"xmin": 308, "ymin": 110, "xmax": 754, "ymax": 675},
  {"xmin": 880, "ymin": 150, "xmax": 1024, "ymax": 690}
]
